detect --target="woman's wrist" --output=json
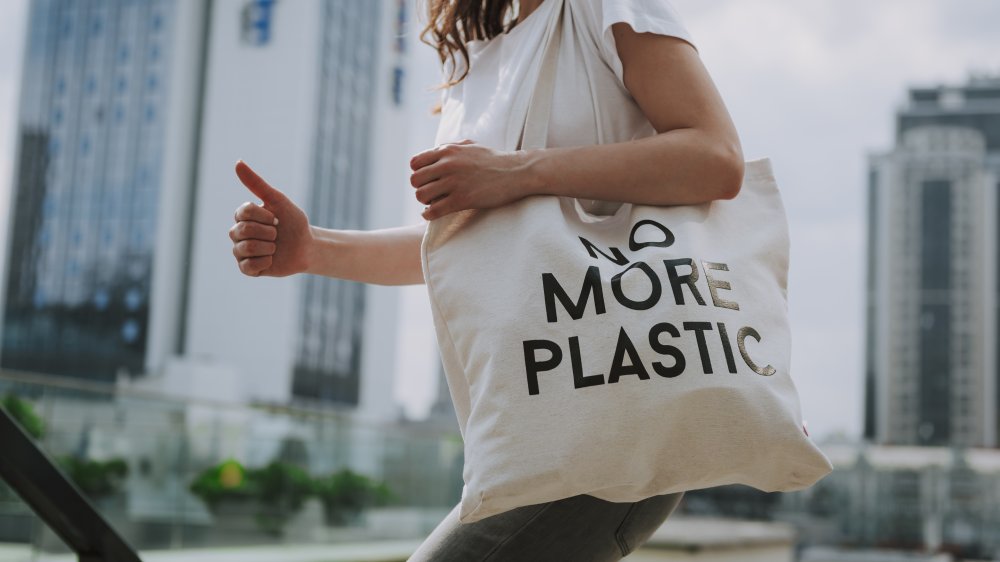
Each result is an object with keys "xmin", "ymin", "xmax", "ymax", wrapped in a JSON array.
[
  {"xmin": 304, "ymin": 225, "xmax": 334, "ymax": 276},
  {"xmin": 514, "ymin": 148, "xmax": 549, "ymax": 199}
]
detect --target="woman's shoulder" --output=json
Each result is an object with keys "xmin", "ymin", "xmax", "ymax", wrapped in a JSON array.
[
  {"xmin": 570, "ymin": 0, "xmax": 694, "ymax": 45},
  {"xmin": 567, "ymin": 0, "xmax": 696, "ymax": 87}
]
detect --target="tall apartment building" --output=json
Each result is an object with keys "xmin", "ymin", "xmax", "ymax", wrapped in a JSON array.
[
  {"xmin": 1, "ymin": 0, "xmax": 432, "ymax": 424},
  {"xmin": 864, "ymin": 76, "xmax": 1000, "ymax": 447}
]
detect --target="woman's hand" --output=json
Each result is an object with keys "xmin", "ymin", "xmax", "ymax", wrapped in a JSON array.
[
  {"xmin": 230, "ymin": 160, "xmax": 314, "ymax": 277},
  {"xmin": 409, "ymin": 140, "xmax": 538, "ymax": 220}
]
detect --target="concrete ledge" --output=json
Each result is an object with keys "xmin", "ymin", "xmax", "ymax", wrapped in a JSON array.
[{"xmin": 0, "ymin": 541, "xmax": 422, "ymax": 562}]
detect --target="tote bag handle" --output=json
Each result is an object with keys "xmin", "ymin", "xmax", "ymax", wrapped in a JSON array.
[{"xmin": 516, "ymin": 0, "xmax": 565, "ymax": 152}]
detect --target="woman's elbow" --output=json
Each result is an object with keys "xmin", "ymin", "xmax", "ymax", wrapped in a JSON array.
[{"xmin": 713, "ymin": 141, "xmax": 745, "ymax": 200}]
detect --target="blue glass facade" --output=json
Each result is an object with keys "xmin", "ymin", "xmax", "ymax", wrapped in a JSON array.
[
  {"xmin": 917, "ymin": 179, "xmax": 952, "ymax": 445},
  {"xmin": 291, "ymin": 1, "xmax": 383, "ymax": 405},
  {"xmin": 2, "ymin": 0, "xmax": 176, "ymax": 381}
]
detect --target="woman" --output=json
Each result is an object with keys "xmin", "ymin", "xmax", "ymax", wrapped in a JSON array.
[{"xmin": 230, "ymin": 0, "xmax": 743, "ymax": 559}]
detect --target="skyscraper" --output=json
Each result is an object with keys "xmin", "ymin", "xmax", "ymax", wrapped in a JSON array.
[
  {"xmin": 0, "ymin": 0, "xmax": 209, "ymax": 382},
  {"xmin": 181, "ymin": 0, "xmax": 422, "ymax": 422},
  {"xmin": 864, "ymin": 75, "xmax": 1000, "ymax": 447},
  {"xmin": 1, "ymin": 0, "xmax": 432, "ymax": 424}
]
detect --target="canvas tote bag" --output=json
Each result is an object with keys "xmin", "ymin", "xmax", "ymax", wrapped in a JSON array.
[{"xmin": 421, "ymin": 0, "xmax": 833, "ymax": 524}]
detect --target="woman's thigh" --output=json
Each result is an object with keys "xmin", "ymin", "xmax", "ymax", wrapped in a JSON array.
[{"xmin": 408, "ymin": 492, "xmax": 684, "ymax": 562}]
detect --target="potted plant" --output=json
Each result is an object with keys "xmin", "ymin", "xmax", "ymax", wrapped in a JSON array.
[
  {"xmin": 247, "ymin": 461, "xmax": 313, "ymax": 536},
  {"xmin": 58, "ymin": 456, "xmax": 129, "ymax": 502},
  {"xmin": 189, "ymin": 459, "xmax": 252, "ymax": 511},
  {"xmin": 190, "ymin": 459, "xmax": 313, "ymax": 537},
  {"xmin": 313, "ymin": 468, "xmax": 393, "ymax": 526}
]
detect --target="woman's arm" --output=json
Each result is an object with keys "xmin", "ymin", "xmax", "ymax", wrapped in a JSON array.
[
  {"xmin": 409, "ymin": 26, "xmax": 744, "ymax": 221},
  {"xmin": 305, "ymin": 223, "xmax": 426, "ymax": 286},
  {"xmin": 231, "ymin": 161, "xmax": 427, "ymax": 284}
]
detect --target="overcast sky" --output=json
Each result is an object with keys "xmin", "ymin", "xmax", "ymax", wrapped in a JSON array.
[{"xmin": 2, "ymin": 1, "xmax": 999, "ymax": 441}]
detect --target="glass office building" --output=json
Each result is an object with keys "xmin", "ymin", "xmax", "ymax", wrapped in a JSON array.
[
  {"xmin": 864, "ymin": 76, "xmax": 1000, "ymax": 447},
  {"xmin": 291, "ymin": 1, "xmax": 384, "ymax": 405},
  {"xmin": 2, "ymin": 0, "xmax": 177, "ymax": 381}
]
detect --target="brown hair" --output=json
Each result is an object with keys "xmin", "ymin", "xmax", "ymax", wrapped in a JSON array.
[{"xmin": 420, "ymin": 0, "xmax": 519, "ymax": 89}]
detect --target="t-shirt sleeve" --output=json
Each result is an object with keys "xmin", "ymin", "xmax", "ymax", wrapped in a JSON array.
[{"xmin": 578, "ymin": 0, "xmax": 698, "ymax": 88}]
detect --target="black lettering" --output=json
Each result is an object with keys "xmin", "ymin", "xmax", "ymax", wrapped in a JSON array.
[
  {"xmin": 649, "ymin": 322, "xmax": 685, "ymax": 378},
  {"xmin": 608, "ymin": 327, "xmax": 650, "ymax": 383},
  {"xmin": 663, "ymin": 258, "xmax": 706, "ymax": 306},
  {"xmin": 578, "ymin": 236, "xmax": 629, "ymax": 265},
  {"xmin": 717, "ymin": 322, "xmax": 738, "ymax": 374},
  {"xmin": 523, "ymin": 339, "xmax": 562, "ymax": 395},
  {"xmin": 682, "ymin": 321, "xmax": 714, "ymax": 374},
  {"xmin": 737, "ymin": 326, "xmax": 777, "ymax": 376},
  {"xmin": 542, "ymin": 266, "xmax": 606, "ymax": 323},
  {"xmin": 611, "ymin": 261, "xmax": 661, "ymax": 311},
  {"xmin": 629, "ymin": 219, "xmax": 675, "ymax": 251},
  {"xmin": 569, "ymin": 336, "xmax": 604, "ymax": 390}
]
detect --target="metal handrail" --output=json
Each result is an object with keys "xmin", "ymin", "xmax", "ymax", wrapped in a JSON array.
[{"xmin": 0, "ymin": 406, "xmax": 142, "ymax": 562}]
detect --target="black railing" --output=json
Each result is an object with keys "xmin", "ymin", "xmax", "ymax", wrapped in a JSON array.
[{"xmin": 0, "ymin": 406, "xmax": 142, "ymax": 562}]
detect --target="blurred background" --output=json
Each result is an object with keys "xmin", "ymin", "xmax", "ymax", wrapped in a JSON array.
[{"xmin": 0, "ymin": 0, "xmax": 998, "ymax": 561}]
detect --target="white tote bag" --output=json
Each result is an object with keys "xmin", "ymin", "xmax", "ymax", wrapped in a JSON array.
[{"xmin": 421, "ymin": 0, "xmax": 832, "ymax": 524}]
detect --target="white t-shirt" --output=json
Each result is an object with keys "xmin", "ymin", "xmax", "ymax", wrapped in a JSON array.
[{"xmin": 434, "ymin": 0, "xmax": 696, "ymax": 212}]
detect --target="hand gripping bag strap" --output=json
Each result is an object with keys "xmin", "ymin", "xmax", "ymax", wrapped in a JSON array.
[{"xmin": 425, "ymin": 0, "xmax": 565, "ymax": 250}]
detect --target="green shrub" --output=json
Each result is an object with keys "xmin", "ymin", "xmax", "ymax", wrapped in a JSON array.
[
  {"xmin": 59, "ymin": 457, "xmax": 129, "ymax": 500},
  {"xmin": 189, "ymin": 459, "xmax": 251, "ymax": 510},
  {"xmin": 314, "ymin": 468, "xmax": 394, "ymax": 525},
  {"xmin": 189, "ymin": 459, "xmax": 392, "ymax": 535},
  {"xmin": 1, "ymin": 393, "xmax": 45, "ymax": 440},
  {"xmin": 247, "ymin": 461, "xmax": 314, "ymax": 536}
]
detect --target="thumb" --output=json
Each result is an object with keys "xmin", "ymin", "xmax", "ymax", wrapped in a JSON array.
[{"xmin": 235, "ymin": 160, "xmax": 288, "ymax": 207}]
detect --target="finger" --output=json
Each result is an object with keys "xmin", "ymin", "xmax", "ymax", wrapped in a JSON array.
[
  {"xmin": 410, "ymin": 161, "xmax": 449, "ymax": 189},
  {"xmin": 229, "ymin": 221, "xmax": 278, "ymax": 243},
  {"xmin": 409, "ymin": 139, "xmax": 473, "ymax": 171},
  {"xmin": 414, "ymin": 181, "xmax": 450, "ymax": 205},
  {"xmin": 234, "ymin": 201, "xmax": 277, "ymax": 225},
  {"xmin": 235, "ymin": 160, "xmax": 289, "ymax": 207},
  {"xmin": 421, "ymin": 194, "xmax": 460, "ymax": 221},
  {"xmin": 409, "ymin": 146, "xmax": 446, "ymax": 172},
  {"xmin": 233, "ymin": 239, "xmax": 277, "ymax": 260},
  {"xmin": 238, "ymin": 256, "xmax": 273, "ymax": 277}
]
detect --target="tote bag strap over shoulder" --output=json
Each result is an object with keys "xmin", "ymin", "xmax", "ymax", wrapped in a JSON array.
[
  {"xmin": 516, "ymin": 0, "xmax": 565, "ymax": 151},
  {"xmin": 424, "ymin": 0, "xmax": 566, "ymax": 250}
]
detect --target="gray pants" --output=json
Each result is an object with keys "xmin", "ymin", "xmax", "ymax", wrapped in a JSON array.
[{"xmin": 409, "ymin": 492, "xmax": 684, "ymax": 561}]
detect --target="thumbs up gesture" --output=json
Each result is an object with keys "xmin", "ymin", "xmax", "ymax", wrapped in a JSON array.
[{"xmin": 230, "ymin": 160, "xmax": 313, "ymax": 277}]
